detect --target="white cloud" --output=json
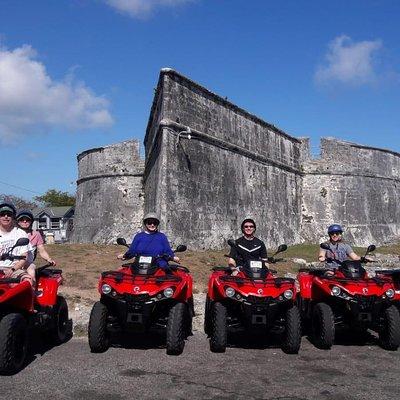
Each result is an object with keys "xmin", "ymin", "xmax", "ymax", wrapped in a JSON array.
[
  {"xmin": 105, "ymin": 0, "xmax": 192, "ymax": 18},
  {"xmin": 315, "ymin": 35, "xmax": 383, "ymax": 86},
  {"xmin": 0, "ymin": 45, "xmax": 113, "ymax": 143}
]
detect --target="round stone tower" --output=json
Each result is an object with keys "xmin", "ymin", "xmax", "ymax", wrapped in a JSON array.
[{"xmin": 72, "ymin": 140, "xmax": 144, "ymax": 244}]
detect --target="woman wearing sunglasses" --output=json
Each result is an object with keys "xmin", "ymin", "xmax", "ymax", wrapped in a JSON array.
[
  {"xmin": 16, "ymin": 210, "xmax": 56, "ymax": 284},
  {"xmin": 0, "ymin": 203, "xmax": 31, "ymax": 284},
  {"xmin": 117, "ymin": 213, "xmax": 180, "ymax": 269}
]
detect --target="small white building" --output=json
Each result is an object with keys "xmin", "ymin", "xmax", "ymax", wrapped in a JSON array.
[{"xmin": 32, "ymin": 206, "xmax": 74, "ymax": 243}]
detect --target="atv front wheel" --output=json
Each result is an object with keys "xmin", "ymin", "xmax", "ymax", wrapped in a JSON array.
[
  {"xmin": 210, "ymin": 302, "xmax": 227, "ymax": 353},
  {"xmin": 50, "ymin": 296, "xmax": 69, "ymax": 344},
  {"xmin": 0, "ymin": 313, "xmax": 28, "ymax": 374},
  {"xmin": 88, "ymin": 302, "xmax": 110, "ymax": 353},
  {"xmin": 166, "ymin": 302, "xmax": 186, "ymax": 355},
  {"xmin": 379, "ymin": 305, "xmax": 400, "ymax": 351},
  {"xmin": 281, "ymin": 306, "xmax": 301, "ymax": 354},
  {"xmin": 312, "ymin": 303, "xmax": 335, "ymax": 349}
]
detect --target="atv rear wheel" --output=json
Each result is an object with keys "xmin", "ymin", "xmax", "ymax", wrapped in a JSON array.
[
  {"xmin": 50, "ymin": 296, "xmax": 69, "ymax": 344},
  {"xmin": 312, "ymin": 302, "xmax": 335, "ymax": 349},
  {"xmin": 166, "ymin": 302, "xmax": 186, "ymax": 355},
  {"xmin": 88, "ymin": 302, "xmax": 110, "ymax": 353},
  {"xmin": 0, "ymin": 313, "xmax": 28, "ymax": 374},
  {"xmin": 281, "ymin": 306, "xmax": 301, "ymax": 354},
  {"xmin": 210, "ymin": 302, "xmax": 227, "ymax": 353},
  {"xmin": 204, "ymin": 297, "xmax": 211, "ymax": 336},
  {"xmin": 379, "ymin": 305, "xmax": 400, "ymax": 351}
]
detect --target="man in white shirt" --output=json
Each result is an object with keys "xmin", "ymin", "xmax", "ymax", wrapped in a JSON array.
[{"xmin": 0, "ymin": 203, "xmax": 31, "ymax": 284}]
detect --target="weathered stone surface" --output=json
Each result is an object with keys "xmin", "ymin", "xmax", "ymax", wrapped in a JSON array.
[
  {"xmin": 302, "ymin": 138, "xmax": 400, "ymax": 246},
  {"xmin": 72, "ymin": 140, "xmax": 145, "ymax": 244},
  {"xmin": 143, "ymin": 70, "xmax": 307, "ymax": 249}
]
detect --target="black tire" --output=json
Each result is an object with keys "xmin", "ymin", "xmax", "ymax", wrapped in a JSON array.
[
  {"xmin": 88, "ymin": 302, "xmax": 110, "ymax": 353},
  {"xmin": 166, "ymin": 302, "xmax": 186, "ymax": 355},
  {"xmin": 210, "ymin": 302, "xmax": 227, "ymax": 353},
  {"xmin": 185, "ymin": 298, "xmax": 193, "ymax": 337},
  {"xmin": 281, "ymin": 306, "xmax": 301, "ymax": 354},
  {"xmin": 50, "ymin": 296, "xmax": 69, "ymax": 344},
  {"xmin": 0, "ymin": 313, "xmax": 28, "ymax": 375},
  {"xmin": 204, "ymin": 297, "xmax": 211, "ymax": 336},
  {"xmin": 379, "ymin": 305, "xmax": 400, "ymax": 351},
  {"xmin": 312, "ymin": 303, "xmax": 335, "ymax": 349}
]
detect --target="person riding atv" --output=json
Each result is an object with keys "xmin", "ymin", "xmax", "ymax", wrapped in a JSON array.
[
  {"xmin": 0, "ymin": 203, "xmax": 69, "ymax": 374},
  {"xmin": 204, "ymin": 218, "xmax": 301, "ymax": 354},
  {"xmin": 117, "ymin": 213, "xmax": 180, "ymax": 268},
  {"xmin": 89, "ymin": 213, "xmax": 193, "ymax": 355},
  {"xmin": 0, "ymin": 203, "xmax": 31, "ymax": 285},
  {"xmin": 297, "ymin": 227, "xmax": 400, "ymax": 350},
  {"xmin": 318, "ymin": 224, "xmax": 370, "ymax": 271},
  {"xmin": 227, "ymin": 218, "xmax": 268, "ymax": 276}
]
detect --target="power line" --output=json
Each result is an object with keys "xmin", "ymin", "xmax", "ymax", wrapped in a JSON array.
[{"xmin": 0, "ymin": 180, "xmax": 41, "ymax": 195}]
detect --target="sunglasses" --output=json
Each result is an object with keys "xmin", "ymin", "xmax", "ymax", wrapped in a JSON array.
[
  {"xmin": 0, "ymin": 211, "xmax": 13, "ymax": 217},
  {"xmin": 243, "ymin": 225, "xmax": 255, "ymax": 229},
  {"xmin": 145, "ymin": 219, "xmax": 159, "ymax": 226},
  {"xmin": 18, "ymin": 217, "xmax": 32, "ymax": 222},
  {"xmin": 329, "ymin": 232, "xmax": 342, "ymax": 236}
]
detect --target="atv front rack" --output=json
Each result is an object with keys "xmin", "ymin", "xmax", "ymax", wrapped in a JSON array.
[
  {"xmin": 219, "ymin": 275, "xmax": 295, "ymax": 287},
  {"xmin": 101, "ymin": 270, "xmax": 182, "ymax": 283}
]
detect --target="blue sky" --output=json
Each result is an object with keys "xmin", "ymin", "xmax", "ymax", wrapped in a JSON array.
[{"xmin": 1, "ymin": 0, "xmax": 399, "ymax": 200}]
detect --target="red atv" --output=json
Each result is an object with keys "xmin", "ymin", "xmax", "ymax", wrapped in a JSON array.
[
  {"xmin": 298, "ymin": 244, "xmax": 400, "ymax": 350},
  {"xmin": 88, "ymin": 238, "xmax": 193, "ymax": 355},
  {"xmin": 204, "ymin": 240, "xmax": 301, "ymax": 354},
  {"xmin": 0, "ymin": 238, "xmax": 69, "ymax": 374}
]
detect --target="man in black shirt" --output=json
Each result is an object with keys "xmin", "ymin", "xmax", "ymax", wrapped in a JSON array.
[{"xmin": 228, "ymin": 218, "xmax": 268, "ymax": 275}]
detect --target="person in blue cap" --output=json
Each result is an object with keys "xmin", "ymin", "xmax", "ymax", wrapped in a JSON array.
[{"xmin": 318, "ymin": 224, "xmax": 362, "ymax": 268}]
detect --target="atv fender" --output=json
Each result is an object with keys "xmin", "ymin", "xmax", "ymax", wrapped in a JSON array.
[{"xmin": 298, "ymin": 272, "xmax": 313, "ymax": 299}]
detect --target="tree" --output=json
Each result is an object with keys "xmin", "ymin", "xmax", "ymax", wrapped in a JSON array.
[
  {"xmin": 0, "ymin": 194, "xmax": 38, "ymax": 210},
  {"xmin": 34, "ymin": 189, "xmax": 75, "ymax": 207}
]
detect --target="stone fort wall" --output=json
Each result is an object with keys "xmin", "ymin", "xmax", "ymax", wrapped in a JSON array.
[
  {"xmin": 302, "ymin": 137, "xmax": 400, "ymax": 246},
  {"xmin": 143, "ymin": 69, "xmax": 308, "ymax": 249},
  {"xmin": 73, "ymin": 69, "xmax": 400, "ymax": 249},
  {"xmin": 72, "ymin": 140, "xmax": 144, "ymax": 244}
]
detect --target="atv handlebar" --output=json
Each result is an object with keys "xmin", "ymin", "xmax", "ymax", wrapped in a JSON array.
[{"xmin": 36, "ymin": 263, "xmax": 55, "ymax": 274}]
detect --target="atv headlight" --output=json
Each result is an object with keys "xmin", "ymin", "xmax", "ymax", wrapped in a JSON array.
[
  {"xmin": 331, "ymin": 286, "xmax": 341, "ymax": 296},
  {"xmin": 283, "ymin": 290, "xmax": 293, "ymax": 300},
  {"xmin": 385, "ymin": 289, "xmax": 395, "ymax": 298},
  {"xmin": 163, "ymin": 287, "xmax": 174, "ymax": 298},
  {"xmin": 225, "ymin": 287, "xmax": 235, "ymax": 298},
  {"xmin": 101, "ymin": 284, "xmax": 112, "ymax": 295}
]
